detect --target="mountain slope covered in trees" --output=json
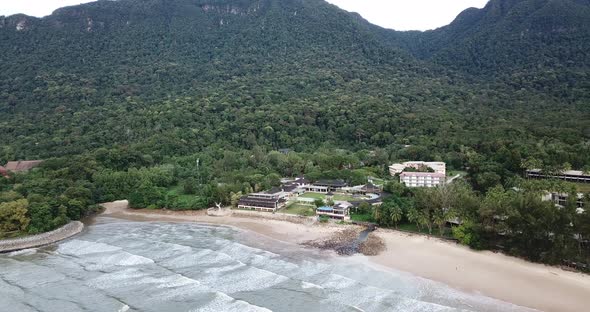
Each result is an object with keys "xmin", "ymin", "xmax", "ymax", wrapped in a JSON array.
[
  {"xmin": 396, "ymin": 0, "xmax": 590, "ymax": 99},
  {"xmin": 0, "ymin": 0, "xmax": 589, "ymax": 265},
  {"xmin": 0, "ymin": 0, "xmax": 588, "ymax": 166}
]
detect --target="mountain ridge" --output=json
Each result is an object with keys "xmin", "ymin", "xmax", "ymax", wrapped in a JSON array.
[{"xmin": 0, "ymin": 0, "xmax": 588, "ymax": 164}]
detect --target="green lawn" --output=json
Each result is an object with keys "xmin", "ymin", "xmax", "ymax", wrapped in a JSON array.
[
  {"xmin": 447, "ymin": 170, "xmax": 467, "ymax": 177},
  {"xmin": 299, "ymin": 192, "xmax": 326, "ymax": 200},
  {"xmin": 369, "ymin": 177, "xmax": 386, "ymax": 186},
  {"xmin": 282, "ymin": 203, "xmax": 316, "ymax": 216},
  {"xmin": 573, "ymin": 183, "xmax": 590, "ymax": 193},
  {"xmin": 350, "ymin": 213, "xmax": 375, "ymax": 223},
  {"xmin": 167, "ymin": 185, "xmax": 195, "ymax": 202},
  {"xmin": 333, "ymin": 194, "xmax": 361, "ymax": 201}
]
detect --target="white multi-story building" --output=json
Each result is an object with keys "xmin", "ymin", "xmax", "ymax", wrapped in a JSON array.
[
  {"xmin": 400, "ymin": 172, "xmax": 445, "ymax": 188},
  {"xmin": 389, "ymin": 161, "xmax": 446, "ymax": 176}
]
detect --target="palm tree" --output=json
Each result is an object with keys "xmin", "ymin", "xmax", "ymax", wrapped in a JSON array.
[
  {"xmin": 390, "ymin": 206, "xmax": 403, "ymax": 229},
  {"xmin": 373, "ymin": 205, "xmax": 382, "ymax": 223}
]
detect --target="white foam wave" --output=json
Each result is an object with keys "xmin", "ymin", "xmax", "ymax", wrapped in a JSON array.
[
  {"xmin": 191, "ymin": 292, "xmax": 272, "ymax": 312},
  {"xmin": 200, "ymin": 266, "xmax": 289, "ymax": 293},
  {"xmin": 7, "ymin": 248, "xmax": 37, "ymax": 257},
  {"xmin": 58, "ymin": 240, "xmax": 122, "ymax": 256},
  {"xmin": 301, "ymin": 281, "xmax": 324, "ymax": 289},
  {"xmin": 117, "ymin": 305, "xmax": 130, "ymax": 312}
]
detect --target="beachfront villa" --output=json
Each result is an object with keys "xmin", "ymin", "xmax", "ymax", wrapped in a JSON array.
[
  {"xmin": 316, "ymin": 202, "xmax": 352, "ymax": 220},
  {"xmin": 389, "ymin": 161, "xmax": 446, "ymax": 176},
  {"xmin": 400, "ymin": 172, "xmax": 446, "ymax": 188},
  {"xmin": 237, "ymin": 191, "xmax": 286, "ymax": 212},
  {"xmin": 304, "ymin": 179, "xmax": 348, "ymax": 193}
]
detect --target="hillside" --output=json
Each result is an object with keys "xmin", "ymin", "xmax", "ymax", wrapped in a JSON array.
[
  {"xmin": 397, "ymin": 0, "xmax": 590, "ymax": 90},
  {"xmin": 0, "ymin": 0, "xmax": 588, "ymax": 170},
  {"xmin": 0, "ymin": 0, "xmax": 589, "ymax": 268}
]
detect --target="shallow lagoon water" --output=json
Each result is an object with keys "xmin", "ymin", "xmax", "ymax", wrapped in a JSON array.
[{"xmin": 0, "ymin": 219, "xmax": 536, "ymax": 312}]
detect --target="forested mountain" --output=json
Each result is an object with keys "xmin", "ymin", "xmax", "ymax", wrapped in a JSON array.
[
  {"xmin": 397, "ymin": 0, "xmax": 590, "ymax": 94},
  {"xmin": 0, "ymin": 0, "xmax": 588, "ymax": 166},
  {"xmin": 1, "ymin": 0, "xmax": 589, "ymax": 266}
]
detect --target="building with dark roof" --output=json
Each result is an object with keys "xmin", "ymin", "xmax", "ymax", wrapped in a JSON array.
[
  {"xmin": 526, "ymin": 169, "xmax": 590, "ymax": 184},
  {"xmin": 349, "ymin": 182, "xmax": 381, "ymax": 195},
  {"xmin": 238, "ymin": 192, "xmax": 286, "ymax": 212},
  {"xmin": 316, "ymin": 202, "xmax": 351, "ymax": 220},
  {"xmin": 305, "ymin": 179, "xmax": 348, "ymax": 193},
  {"xmin": 293, "ymin": 176, "xmax": 311, "ymax": 186}
]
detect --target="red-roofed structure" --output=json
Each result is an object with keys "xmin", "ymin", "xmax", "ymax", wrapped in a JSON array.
[
  {"xmin": 0, "ymin": 166, "xmax": 8, "ymax": 178},
  {"xmin": 4, "ymin": 160, "xmax": 44, "ymax": 173}
]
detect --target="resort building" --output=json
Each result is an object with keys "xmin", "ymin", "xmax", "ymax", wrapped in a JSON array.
[
  {"xmin": 4, "ymin": 160, "xmax": 44, "ymax": 173},
  {"xmin": 237, "ymin": 191, "xmax": 286, "ymax": 212},
  {"xmin": 0, "ymin": 166, "xmax": 7, "ymax": 178},
  {"xmin": 542, "ymin": 192, "xmax": 586, "ymax": 211},
  {"xmin": 346, "ymin": 182, "xmax": 382, "ymax": 195},
  {"xmin": 389, "ymin": 161, "xmax": 446, "ymax": 176},
  {"xmin": 400, "ymin": 172, "xmax": 445, "ymax": 188},
  {"xmin": 292, "ymin": 176, "xmax": 311, "ymax": 187},
  {"xmin": 305, "ymin": 179, "xmax": 348, "ymax": 193},
  {"xmin": 526, "ymin": 169, "xmax": 590, "ymax": 184},
  {"xmin": 278, "ymin": 184, "xmax": 305, "ymax": 198},
  {"xmin": 316, "ymin": 202, "xmax": 351, "ymax": 220}
]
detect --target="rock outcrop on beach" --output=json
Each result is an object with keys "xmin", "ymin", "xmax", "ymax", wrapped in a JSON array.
[{"xmin": 303, "ymin": 228, "xmax": 385, "ymax": 256}]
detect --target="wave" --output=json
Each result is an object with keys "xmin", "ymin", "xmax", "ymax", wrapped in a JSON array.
[
  {"xmin": 7, "ymin": 248, "xmax": 37, "ymax": 257},
  {"xmin": 191, "ymin": 291, "xmax": 272, "ymax": 312},
  {"xmin": 58, "ymin": 239, "xmax": 122, "ymax": 256}
]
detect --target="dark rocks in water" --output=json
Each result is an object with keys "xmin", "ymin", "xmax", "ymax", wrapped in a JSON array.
[{"xmin": 303, "ymin": 228, "xmax": 385, "ymax": 256}]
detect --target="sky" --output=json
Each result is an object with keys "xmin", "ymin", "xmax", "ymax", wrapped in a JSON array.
[{"xmin": 0, "ymin": 0, "xmax": 490, "ymax": 31}]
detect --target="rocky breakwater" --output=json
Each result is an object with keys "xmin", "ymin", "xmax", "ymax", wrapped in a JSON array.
[
  {"xmin": 303, "ymin": 227, "xmax": 385, "ymax": 256},
  {"xmin": 0, "ymin": 221, "xmax": 84, "ymax": 253}
]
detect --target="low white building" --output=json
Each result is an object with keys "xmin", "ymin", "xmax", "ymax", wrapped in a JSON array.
[
  {"xmin": 400, "ymin": 172, "xmax": 445, "ymax": 188},
  {"xmin": 542, "ymin": 192, "xmax": 586, "ymax": 212},
  {"xmin": 389, "ymin": 161, "xmax": 446, "ymax": 176}
]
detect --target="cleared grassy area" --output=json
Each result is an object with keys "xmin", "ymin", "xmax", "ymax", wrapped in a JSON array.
[
  {"xmin": 166, "ymin": 185, "xmax": 195, "ymax": 201},
  {"xmin": 299, "ymin": 192, "xmax": 325, "ymax": 200},
  {"xmin": 282, "ymin": 203, "xmax": 316, "ymax": 216},
  {"xmin": 447, "ymin": 170, "xmax": 467, "ymax": 177},
  {"xmin": 573, "ymin": 183, "xmax": 590, "ymax": 193},
  {"xmin": 333, "ymin": 194, "xmax": 361, "ymax": 201},
  {"xmin": 299, "ymin": 192, "xmax": 364, "ymax": 202},
  {"xmin": 350, "ymin": 213, "xmax": 375, "ymax": 223},
  {"xmin": 370, "ymin": 177, "xmax": 386, "ymax": 186}
]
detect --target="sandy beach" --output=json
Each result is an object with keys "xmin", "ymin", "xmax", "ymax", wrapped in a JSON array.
[{"xmin": 101, "ymin": 201, "xmax": 590, "ymax": 312}]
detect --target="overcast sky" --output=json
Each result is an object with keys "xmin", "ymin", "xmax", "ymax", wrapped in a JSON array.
[{"xmin": 0, "ymin": 0, "xmax": 489, "ymax": 31}]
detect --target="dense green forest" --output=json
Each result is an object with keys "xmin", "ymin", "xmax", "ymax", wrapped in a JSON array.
[{"xmin": 0, "ymin": 0, "xmax": 589, "ymax": 267}]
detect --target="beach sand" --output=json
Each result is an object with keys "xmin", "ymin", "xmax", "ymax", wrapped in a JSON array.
[{"xmin": 101, "ymin": 201, "xmax": 590, "ymax": 312}]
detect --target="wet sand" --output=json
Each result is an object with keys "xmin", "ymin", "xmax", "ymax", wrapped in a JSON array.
[{"xmin": 101, "ymin": 201, "xmax": 590, "ymax": 312}]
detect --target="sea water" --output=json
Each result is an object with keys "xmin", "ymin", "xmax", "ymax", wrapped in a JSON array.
[{"xmin": 0, "ymin": 219, "xmax": 537, "ymax": 312}]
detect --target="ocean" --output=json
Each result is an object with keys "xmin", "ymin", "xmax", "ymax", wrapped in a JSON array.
[{"xmin": 0, "ymin": 219, "xmax": 536, "ymax": 312}]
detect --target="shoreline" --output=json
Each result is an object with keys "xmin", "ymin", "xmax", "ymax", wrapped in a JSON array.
[
  {"xmin": 99, "ymin": 201, "xmax": 590, "ymax": 312},
  {"xmin": 0, "ymin": 221, "xmax": 84, "ymax": 253}
]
